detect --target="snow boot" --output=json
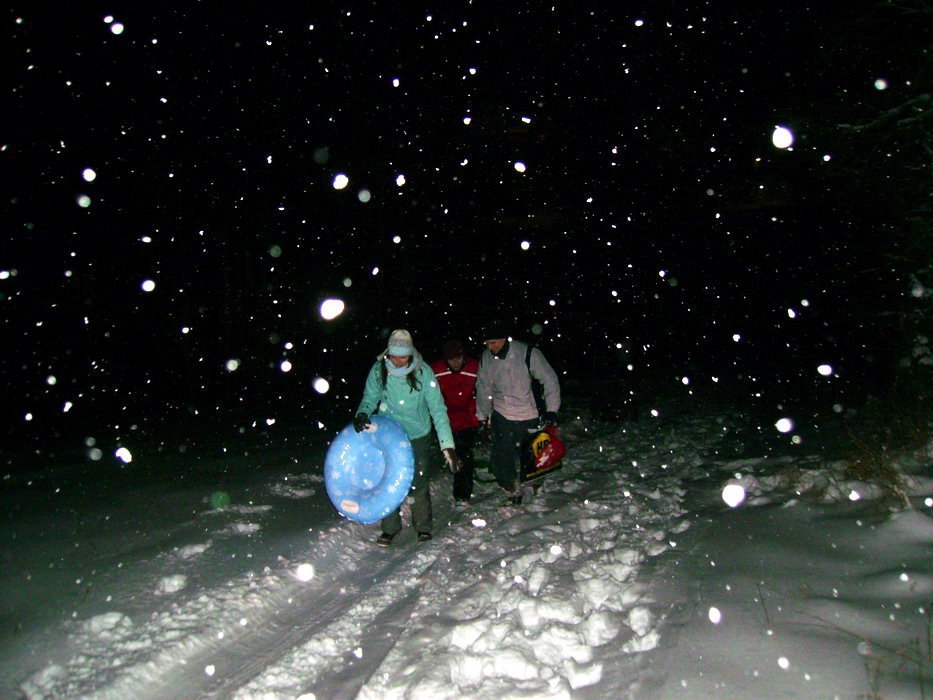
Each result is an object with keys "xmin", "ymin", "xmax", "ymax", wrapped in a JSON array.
[
  {"xmin": 503, "ymin": 492, "xmax": 523, "ymax": 507},
  {"xmin": 503, "ymin": 484, "xmax": 536, "ymax": 507}
]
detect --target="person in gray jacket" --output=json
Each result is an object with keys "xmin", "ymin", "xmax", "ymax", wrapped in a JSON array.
[{"xmin": 475, "ymin": 323, "xmax": 561, "ymax": 503}]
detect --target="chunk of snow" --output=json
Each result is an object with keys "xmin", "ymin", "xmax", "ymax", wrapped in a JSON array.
[
  {"xmin": 156, "ymin": 575, "xmax": 187, "ymax": 594},
  {"xmin": 82, "ymin": 612, "xmax": 133, "ymax": 636}
]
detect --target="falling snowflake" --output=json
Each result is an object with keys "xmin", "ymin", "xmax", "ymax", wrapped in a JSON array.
[
  {"xmin": 772, "ymin": 126, "xmax": 794, "ymax": 149},
  {"xmin": 319, "ymin": 299, "xmax": 345, "ymax": 320}
]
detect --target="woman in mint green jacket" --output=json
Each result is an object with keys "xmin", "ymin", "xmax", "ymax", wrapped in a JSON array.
[{"xmin": 353, "ymin": 329, "xmax": 461, "ymax": 546}]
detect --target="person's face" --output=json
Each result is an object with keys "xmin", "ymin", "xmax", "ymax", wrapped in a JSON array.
[
  {"xmin": 387, "ymin": 354, "xmax": 411, "ymax": 368},
  {"xmin": 484, "ymin": 339, "xmax": 506, "ymax": 354},
  {"xmin": 447, "ymin": 354, "xmax": 465, "ymax": 371}
]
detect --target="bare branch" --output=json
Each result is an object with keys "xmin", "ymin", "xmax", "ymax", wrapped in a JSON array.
[{"xmin": 838, "ymin": 94, "xmax": 931, "ymax": 131}]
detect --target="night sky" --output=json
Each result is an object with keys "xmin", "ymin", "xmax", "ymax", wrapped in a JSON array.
[{"xmin": 3, "ymin": 4, "xmax": 928, "ymax": 454}]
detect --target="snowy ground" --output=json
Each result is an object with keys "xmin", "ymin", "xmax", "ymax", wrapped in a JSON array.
[{"xmin": 2, "ymin": 392, "xmax": 930, "ymax": 699}]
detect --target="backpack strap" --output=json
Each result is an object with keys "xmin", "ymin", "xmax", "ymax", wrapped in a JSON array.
[{"xmin": 524, "ymin": 343, "xmax": 546, "ymax": 418}]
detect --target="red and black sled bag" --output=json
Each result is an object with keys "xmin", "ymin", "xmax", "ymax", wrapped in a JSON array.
[{"xmin": 520, "ymin": 426, "xmax": 567, "ymax": 483}]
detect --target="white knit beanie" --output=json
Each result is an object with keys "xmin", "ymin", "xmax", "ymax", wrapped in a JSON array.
[{"xmin": 386, "ymin": 329, "xmax": 415, "ymax": 357}]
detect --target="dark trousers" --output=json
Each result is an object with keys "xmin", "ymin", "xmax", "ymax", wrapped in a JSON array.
[
  {"xmin": 491, "ymin": 411, "xmax": 540, "ymax": 491},
  {"xmin": 381, "ymin": 433, "xmax": 434, "ymax": 535},
  {"xmin": 452, "ymin": 427, "xmax": 478, "ymax": 500}
]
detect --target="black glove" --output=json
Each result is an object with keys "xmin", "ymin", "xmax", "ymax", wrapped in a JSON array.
[
  {"xmin": 353, "ymin": 412, "xmax": 370, "ymax": 433},
  {"xmin": 478, "ymin": 418, "xmax": 491, "ymax": 441},
  {"xmin": 544, "ymin": 411, "xmax": 558, "ymax": 427},
  {"xmin": 443, "ymin": 448, "xmax": 462, "ymax": 474}
]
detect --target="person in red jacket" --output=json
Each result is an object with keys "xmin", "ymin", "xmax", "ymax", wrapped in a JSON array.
[{"xmin": 430, "ymin": 339, "xmax": 480, "ymax": 504}]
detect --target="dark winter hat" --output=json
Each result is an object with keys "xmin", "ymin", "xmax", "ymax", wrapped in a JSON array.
[
  {"xmin": 442, "ymin": 339, "xmax": 464, "ymax": 359},
  {"xmin": 482, "ymin": 322, "xmax": 509, "ymax": 341}
]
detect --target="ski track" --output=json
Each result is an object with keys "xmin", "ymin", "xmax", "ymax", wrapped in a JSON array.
[{"xmin": 21, "ymin": 411, "xmax": 724, "ymax": 699}]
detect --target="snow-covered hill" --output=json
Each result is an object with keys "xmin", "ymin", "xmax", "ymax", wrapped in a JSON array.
[{"xmin": 3, "ymin": 396, "xmax": 930, "ymax": 698}]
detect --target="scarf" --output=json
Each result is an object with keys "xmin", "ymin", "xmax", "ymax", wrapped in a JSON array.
[{"xmin": 385, "ymin": 355, "xmax": 421, "ymax": 378}]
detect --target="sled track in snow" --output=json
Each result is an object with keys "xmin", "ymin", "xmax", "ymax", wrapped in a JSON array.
[{"xmin": 102, "ymin": 540, "xmax": 440, "ymax": 699}]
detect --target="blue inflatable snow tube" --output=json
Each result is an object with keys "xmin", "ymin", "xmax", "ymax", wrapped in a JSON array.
[{"xmin": 324, "ymin": 415, "xmax": 415, "ymax": 524}]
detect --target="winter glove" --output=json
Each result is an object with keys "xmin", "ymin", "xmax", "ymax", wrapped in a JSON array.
[
  {"xmin": 443, "ymin": 448, "xmax": 462, "ymax": 474},
  {"xmin": 353, "ymin": 412, "xmax": 370, "ymax": 433},
  {"xmin": 544, "ymin": 411, "xmax": 558, "ymax": 427},
  {"xmin": 478, "ymin": 418, "xmax": 491, "ymax": 442}
]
